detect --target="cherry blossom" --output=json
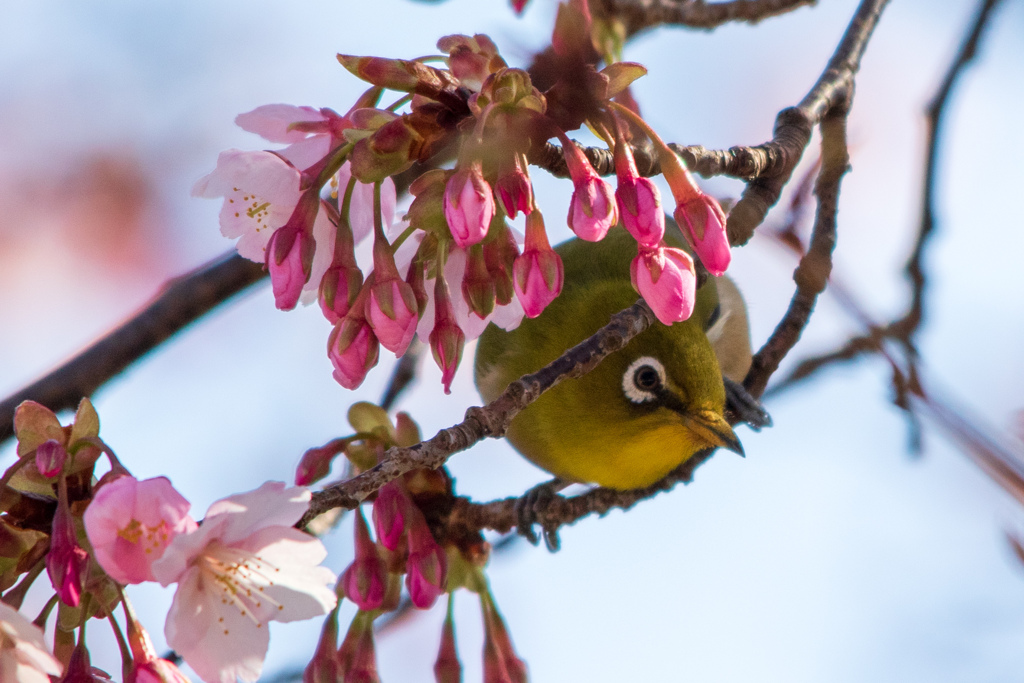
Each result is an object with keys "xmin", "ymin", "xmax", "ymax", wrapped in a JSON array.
[
  {"xmin": 151, "ymin": 483, "xmax": 337, "ymax": 683},
  {"xmin": 0, "ymin": 602, "xmax": 63, "ymax": 683},
  {"xmin": 83, "ymin": 475, "xmax": 197, "ymax": 585}
]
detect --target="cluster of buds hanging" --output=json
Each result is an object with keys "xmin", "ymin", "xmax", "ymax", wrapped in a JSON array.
[
  {"xmin": 1, "ymin": 399, "xmax": 338, "ymax": 683},
  {"xmin": 297, "ymin": 402, "xmax": 527, "ymax": 682},
  {"xmin": 196, "ymin": 0, "xmax": 732, "ymax": 393}
]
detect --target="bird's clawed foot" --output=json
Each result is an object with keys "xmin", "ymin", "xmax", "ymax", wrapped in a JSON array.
[
  {"xmin": 724, "ymin": 377, "xmax": 772, "ymax": 431},
  {"xmin": 514, "ymin": 478, "xmax": 567, "ymax": 552}
]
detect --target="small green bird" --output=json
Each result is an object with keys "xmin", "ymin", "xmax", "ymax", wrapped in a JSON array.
[{"xmin": 475, "ymin": 225, "xmax": 766, "ymax": 490}]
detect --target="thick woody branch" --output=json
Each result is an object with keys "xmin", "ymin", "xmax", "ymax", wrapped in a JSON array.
[
  {"xmin": 297, "ymin": 301, "xmax": 657, "ymax": 527},
  {"xmin": 597, "ymin": 0, "xmax": 817, "ymax": 37},
  {"xmin": 527, "ymin": 140, "xmax": 791, "ymax": 181},
  {"xmin": 0, "ymin": 253, "xmax": 265, "ymax": 445},
  {"xmin": 743, "ymin": 99, "xmax": 850, "ymax": 399},
  {"xmin": 727, "ymin": 0, "xmax": 888, "ymax": 246}
]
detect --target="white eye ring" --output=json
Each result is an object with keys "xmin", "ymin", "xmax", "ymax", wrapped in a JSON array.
[{"xmin": 622, "ymin": 356, "xmax": 666, "ymax": 404}]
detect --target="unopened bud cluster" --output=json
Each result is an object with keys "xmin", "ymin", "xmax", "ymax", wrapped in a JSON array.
[{"xmin": 196, "ymin": 0, "xmax": 732, "ymax": 393}]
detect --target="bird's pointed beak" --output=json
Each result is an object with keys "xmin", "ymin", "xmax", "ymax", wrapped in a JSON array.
[{"xmin": 683, "ymin": 409, "xmax": 744, "ymax": 457}]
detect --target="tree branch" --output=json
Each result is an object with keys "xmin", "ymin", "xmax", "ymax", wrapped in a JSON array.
[
  {"xmin": 297, "ymin": 301, "xmax": 657, "ymax": 527},
  {"xmin": 727, "ymin": 0, "xmax": 888, "ymax": 247},
  {"xmin": 597, "ymin": 0, "xmax": 817, "ymax": 37},
  {"xmin": 0, "ymin": 253, "xmax": 265, "ymax": 445}
]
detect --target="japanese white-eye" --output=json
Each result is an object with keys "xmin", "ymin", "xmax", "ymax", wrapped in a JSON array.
[{"xmin": 475, "ymin": 225, "xmax": 759, "ymax": 490}]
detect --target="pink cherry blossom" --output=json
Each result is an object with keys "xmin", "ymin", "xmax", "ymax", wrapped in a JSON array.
[
  {"xmin": 151, "ymin": 482, "xmax": 337, "ymax": 683},
  {"xmin": 340, "ymin": 508, "xmax": 386, "ymax": 611},
  {"xmin": 675, "ymin": 194, "xmax": 731, "ymax": 276},
  {"xmin": 0, "ymin": 602, "xmax": 63, "ymax": 683},
  {"xmin": 630, "ymin": 246, "xmax": 696, "ymax": 325},
  {"xmin": 443, "ymin": 163, "xmax": 495, "ymax": 248},
  {"xmin": 413, "ymin": 246, "xmax": 524, "ymax": 343},
  {"xmin": 328, "ymin": 316, "xmax": 380, "ymax": 390},
  {"xmin": 192, "ymin": 150, "xmax": 301, "ymax": 262},
  {"xmin": 84, "ymin": 475, "xmax": 197, "ymax": 585}
]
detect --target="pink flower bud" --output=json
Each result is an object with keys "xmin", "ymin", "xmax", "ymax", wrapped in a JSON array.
[
  {"xmin": 295, "ymin": 441, "xmax": 347, "ymax": 486},
  {"xmin": 434, "ymin": 601, "xmax": 461, "ymax": 683},
  {"xmin": 372, "ymin": 482, "xmax": 408, "ymax": 551},
  {"xmin": 83, "ymin": 475, "xmax": 197, "ymax": 585},
  {"xmin": 319, "ymin": 264, "xmax": 364, "ymax": 324},
  {"xmin": 482, "ymin": 590, "xmax": 528, "ymax": 683},
  {"xmin": 560, "ymin": 137, "xmax": 617, "ymax": 242},
  {"xmin": 304, "ymin": 609, "xmax": 340, "ymax": 683},
  {"xmin": 36, "ymin": 438, "xmax": 67, "ymax": 478},
  {"xmin": 630, "ymin": 246, "xmax": 696, "ymax": 325},
  {"xmin": 341, "ymin": 509, "xmax": 386, "ymax": 611},
  {"xmin": 267, "ymin": 225, "xmax": 315, "ymax": 311},
  {"xmin": 462, "ymin": 245, "xmax": 496, "ymax": 320},
  {"xmin": 675, "ymin": 194, "xmax": 731, "ymax": 276},
  {"xmin": 494, "ymin": 165, "xmax": 533, "ymax": 220},
  {"xmin": 365, "ymin": 274, "xmax": 419, "ymax": 356},
  {"xmin": 615, "ymin": 141, "xmax": 665, "ymax": 248},
  {"xmin": 430, "ymin": 277, "xmax": 466, "ymax": 395},
  {"xmin": 405, "ymin": 517, "xmax": 447, "ymax": 609},
  {"xmin": 513, "ymin": 211, "xmax": 563, "ymax": 318},
  {"xmin": 443, "ymin": 163, "xmax": 495, "ymax": 248},
  {"xmin": 337, "ymin": 616, "xmax": 380, "ymax": 683},
  {"xmin": 569, "ymin": 173, "xmax": 618, "ymax": 242},
  {"xmin": 328, "ymin": 317, "xmax": 380, "ymax": 390},
  {"xmin": 62, "ymin": 643, "xmax": 109, "ymax": 683},
  {"xmin": 124, "ymin": 602, "xmax": 191, "ymax": 683},
  {"xmin": 48, "ymin": 481, "xmax": 88, "ymax": 606}
]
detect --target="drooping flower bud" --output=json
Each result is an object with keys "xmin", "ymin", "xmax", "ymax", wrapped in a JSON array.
[
  {"xmin": 365, "ymin": 184, "xmax": 419, "ymax": 356},
  {"xmin": 494, "ymin": 157, "xmax": 533, "ymax": 220},
  {"xmin": 433, "ymin": 596, "xmax": 462, "ymax": 683},
  {"xmin": 341, "ymin": 508, "xmax": 387, "ymax": 611},
  {"xmin": 484, "ymin": 223, "xmax": 520, "ymax": 306},
  {"xmin": 444, "ymin": 162, "xmax": 495, "ymax": 248},
  {"xmin": 304, "ymin": 608, "xmax": 340, "ymax": 683},
  {"xmin": 372, "ymin": 481, "xmax": 409, "ymax": 551},
  {"xmin": 337, "ymin": 612, "xmax": 380, "ymax": 683},
  {"xmin": 675, "ymin": 194, "xmax": 731, "ymax": 276},
  {"xmin": 47, "ymin": 479, "xmax": 88, "ymax": 607},
  {"xmin": 266, "ymin": 224, "xmax": 315, "ymax": 311},
  {"xmin": 630, "ymin": 245, "xmax": 696, "ymax": 325},
  {"xmin": 328, "ymin": 314, "xmax": 380, "ymax": 390},
  {"xmin": 614, "ymin": 136, "xmax": 664, "ymax": 249},
  {"xmin": 481, "ymin": 587, "xmax": 528, "ymax": 683},
  {"xmin": 295, "ymin": 439, "xmax": 350, "ymax": 486},
  {"xmin": 36, "ymin": 438, "xmax": 67, "ymax": 478},
  {"xmin": 430, "ymin": 273, "xmax": 467, "ymax": 394},
  {"xmin": 462, "ymin": 244, "xmax": 496, "ymax": 320},
  {"xmin": 560, "ymin": 134, "xmax": 617, "ymax": 241},
  {"xmin": 513, "ymin": 210, "xmax": 563, "ymax": 318},
  {"xmin": 405, "ymin": 513, "xmax": 447, "ymax": 610},
  {"xmin": 61, "ymin": 642, "xmax": 110, "ymax": 683},
  {"xmin": 124, "ymin": 597, "xmax": 191, "ymax": 683}
]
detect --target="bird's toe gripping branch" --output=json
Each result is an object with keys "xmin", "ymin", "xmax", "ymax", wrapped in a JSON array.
[
  {"xmin": 724, "ymin": 377, "xmax": 772, "ymax": 432},
  {"xmin": 514, "ymin": 477, "xmax": 568, "ymax": 552}
]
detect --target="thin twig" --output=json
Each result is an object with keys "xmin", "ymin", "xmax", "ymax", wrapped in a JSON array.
[
  {"xmin": 298, "ymin": 301, "xmax": 656, "ymax": 527},
  {"xmin": 0, "ymin": 253, "xmax": 265, "ymax": 445},
  {"xmin": 727, "ymin": 0, "xmax": 889, "ymax": 247}
]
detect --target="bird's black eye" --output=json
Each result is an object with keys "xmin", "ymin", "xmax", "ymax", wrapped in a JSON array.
[
  {"xmin": 634, "ymin": 366, "xmax": 661, "ymax": 391},
  {"xmin": 705, "ymin": 303, "xmax": 722, "ymax": 331},
  {"xmin": 622, "ymin": 356, "xmax": 667, "ymax": 404}
]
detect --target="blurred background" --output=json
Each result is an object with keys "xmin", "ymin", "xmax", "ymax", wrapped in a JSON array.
[{"xmin": 2, "ymin": 0, "xmax": 1024, "ymax": 680}]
